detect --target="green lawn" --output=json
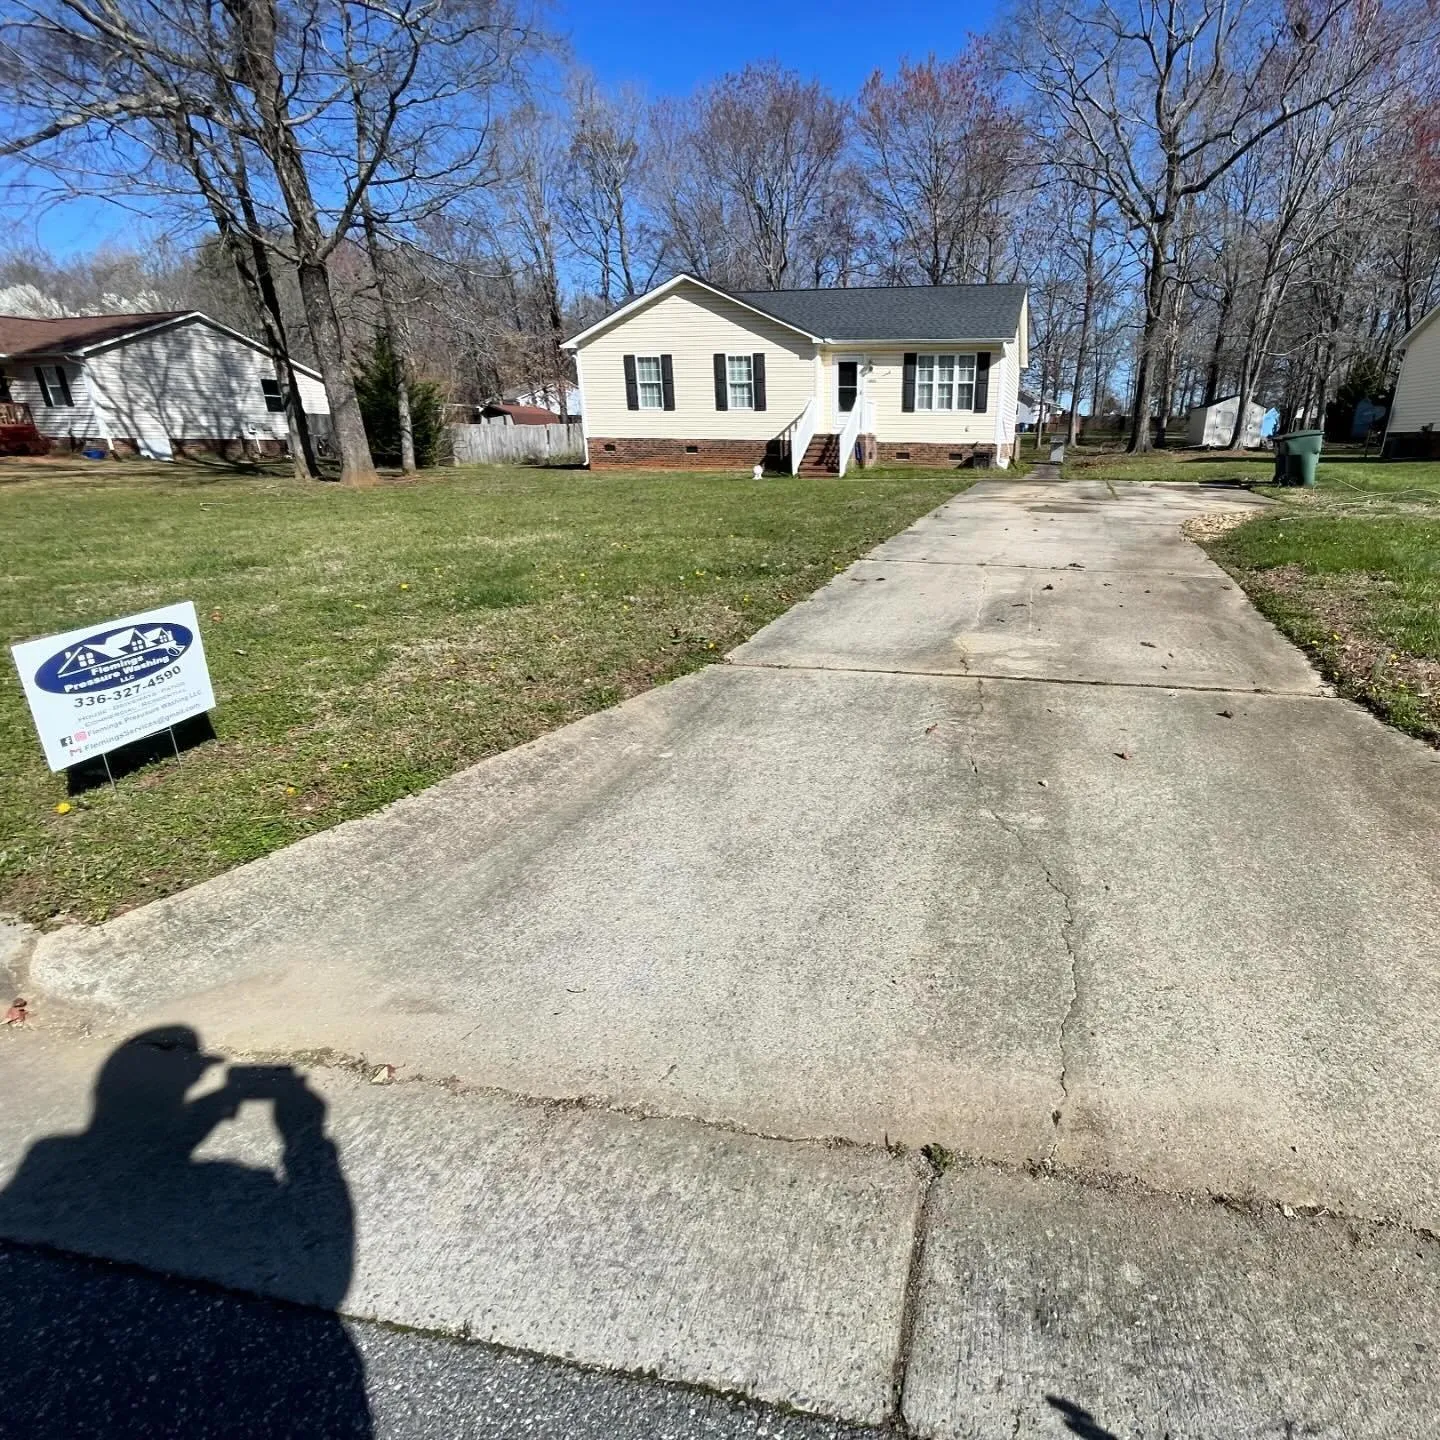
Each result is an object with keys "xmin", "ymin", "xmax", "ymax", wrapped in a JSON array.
[
  {"xmin": 1, "ymin": 460, "xmax": 961, "ymax": 924},
  {"xmin": 1060, "ymin": 446, "xmax": 1440, "ymax": 743}
]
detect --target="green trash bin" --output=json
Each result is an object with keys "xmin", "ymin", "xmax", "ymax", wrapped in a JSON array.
[{"xmin": 1275, "ymin": 429, "xmax": 1323, "ymax": 486}]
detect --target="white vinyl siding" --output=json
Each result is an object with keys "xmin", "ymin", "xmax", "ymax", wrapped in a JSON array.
[
  {"xmin": 1390, "ymin": 314, "xmax": 1440, "ymax": 435},
  {"xmin": 992, "ymin": 338, "xmax": 1019, "ymax": 460},
  {"xmin": 83, "ymin": 317, "xmax": 330, "ymax": 444},
  {"xmin": 634, "ymin": 355, "xmax": 664, "ymax": 409},
  {"xmin": 6, "ymin": 363, "xmax": 105, "ymax": 441},
  {"xmin": 575, "ymin": 283, "xmax": 815, "ymax": 439}
]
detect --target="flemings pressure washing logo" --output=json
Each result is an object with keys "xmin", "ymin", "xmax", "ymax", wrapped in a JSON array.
[{"xmin": 32, "ymin": 623, "xmax": 193, "ymax": 695}]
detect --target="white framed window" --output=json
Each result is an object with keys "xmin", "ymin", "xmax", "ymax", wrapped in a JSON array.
[
  {"xmin": 914, "ymin": 353, "xmax": 977, "ymax": 411},
  {"xmin": 634, "ymin": 354, "xmax": 664, "ymax": 409},
  {"xmin": 726, "ymin": 353, "xmax": 754, "ymax": 410},
  {"xmin": 260, "ymin": 377, "xmax": 285, "ymax": 413},
  {"xmin": 34, "ymin": 364, "xmax": 73, "ymax": 408}
]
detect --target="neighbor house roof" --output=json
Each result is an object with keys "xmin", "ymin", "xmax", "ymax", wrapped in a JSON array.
[
  {"xmin": 728, "ymin": 284, "xmax": 1029, "ymax": 343},
  {"xmin": 482, "ymin": 402, "xmax": 561, "ymax": 425},
  {"xmin": 0, "ymin": 311, "xmax": 189, "ymax": 360},
  {"xmin": 0, "ymin": 309, "xmax": 325, "ymax": 380},
  {"xmin": 563, "ymin": 273, "xmax": 1029, "ymax": 350}
]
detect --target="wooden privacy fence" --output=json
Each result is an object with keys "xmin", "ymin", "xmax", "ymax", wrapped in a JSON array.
[{"xmin": 450, "ymin": 422, "xmax": 585, "ymax": 466}]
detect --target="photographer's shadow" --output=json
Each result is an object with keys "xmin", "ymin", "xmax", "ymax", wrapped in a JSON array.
[{"xmin": 0, "ymin": 1026, "xmax": 372, "ymax": 1437}]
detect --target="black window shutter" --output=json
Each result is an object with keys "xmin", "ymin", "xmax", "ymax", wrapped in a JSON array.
[
  {"xmin": 713, "ymin": 353, "xmax": 728, "ymax": 410},
  {"xmin": 660, "ymin": 354, "xmax": 675, "ymax": 410},
  {"xmin": 973, "ymin": 352, "xmax": 990, "ymax": 412},
  {"xmin": 752, "ymin": 353, "xmax": 767, "ymax": 411},
  {"xmin": 33, "ymin": 366, "xmax": 52, "ymax": 407},
  {"xmin": 902, "ymin": 353, "xmax": 917, "ymax": 412},
  {"xmin": 623, "ymin": 354, "xmax": 639, "ymax": 410}
]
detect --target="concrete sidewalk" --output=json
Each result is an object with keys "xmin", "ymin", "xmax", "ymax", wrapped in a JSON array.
[{"xmin": 5, "ymin": 478, "xmax": 1440, "ymax": 1435}]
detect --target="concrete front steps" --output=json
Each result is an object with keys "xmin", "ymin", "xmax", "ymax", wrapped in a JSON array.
[{"xmin": 0, "ymin": 1031, "xmax": 1435, "ymax": 1438}]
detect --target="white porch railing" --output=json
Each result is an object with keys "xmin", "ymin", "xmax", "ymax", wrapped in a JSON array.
[
  {"xmin": 785, "ymin": 396, "xmax": 818, "ymax": 476},
  {"xmin": 835, "ymin": 376, "xmax": 866, "ymax": 477}
]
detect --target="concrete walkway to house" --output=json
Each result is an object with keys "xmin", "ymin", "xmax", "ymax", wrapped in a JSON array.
[{"xmin": 4, "ymin": 478, "xmax": 1440, "ymax": 1436}]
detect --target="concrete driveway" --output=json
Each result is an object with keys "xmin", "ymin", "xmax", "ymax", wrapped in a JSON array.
[{"xmin": 7, "ymin": 477, "xmax": 1440, "ymax": 1436}]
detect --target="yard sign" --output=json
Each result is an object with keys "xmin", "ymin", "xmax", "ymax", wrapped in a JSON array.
[{"xmin": 11, "ymin": 601, "xmax": 215, "ymax": 772}]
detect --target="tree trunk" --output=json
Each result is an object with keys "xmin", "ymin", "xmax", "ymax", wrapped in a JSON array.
[
  {"xmin": 1067, "ymin": 202, "xmax": 1098, "ymax": 448},
  {"xmin": 232, "ymin": 0, "xmax": 376, "ymax": 486},
  {"xmin": 361, "ymin": 203, "xmax": 416, "ymax": 472},
  {"xmin": 1128, "ymin": 261, "xmax": 1166, "ymax": 453},
  {"xmin": 297, "ymin": 260, "xmax": 376, "ymax": 486}
]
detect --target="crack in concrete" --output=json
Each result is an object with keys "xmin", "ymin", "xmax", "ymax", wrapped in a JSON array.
[
  {"xmin": 966, "ymin": 681, "xmax": 1080, "ymax": 1154},
  {"xmin": 727, "ymin": 657, "xmax": 1330, "ymax": 700}
]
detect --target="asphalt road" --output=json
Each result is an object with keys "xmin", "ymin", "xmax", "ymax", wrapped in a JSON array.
[{"xmin": 0, "ymin": 1240, "xmax": 882, "ymax": 1440}]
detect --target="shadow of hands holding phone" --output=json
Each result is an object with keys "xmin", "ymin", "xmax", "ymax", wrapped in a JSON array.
[{"xmin": 0, "ymin": 1026, "xmax": 372, "ymax": 1438}]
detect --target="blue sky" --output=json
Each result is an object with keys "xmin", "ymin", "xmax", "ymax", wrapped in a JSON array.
[
  {"xmin": 12, "ymin": 0, "xmax": 1000, "ymax": 256},
  {"xmin": 558, "ymin": 0, "xmax": 999, "ymax": 97}
]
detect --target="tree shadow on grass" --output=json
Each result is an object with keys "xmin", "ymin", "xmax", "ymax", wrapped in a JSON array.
[{"xmin": 0, "ymin": 1026, "xmax": 371, "ymax": 1438}]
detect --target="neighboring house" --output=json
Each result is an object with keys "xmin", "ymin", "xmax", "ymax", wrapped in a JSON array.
[
  {"xmin": 1185, "ymin": 396, "xmax": 1269, "ymax": 449},
  {"xmin": 1384, "ymin": 304, "xmax": 1440, "ymax": 457},
  {"xmin": 509, "ymin": 383, "xmax": 580, "ymax": 417},
  {"xmin": 563, "ymin": 274, "xmax": 1028, "ymax": 473},
  {"xmin": 1015, "ymin": 389, "xmax": 1061, "ymax": 432},
  {"xmin": 480, "ymin": 402, "xmax": 562, "ymax": 426},
  {"xmin": 0, "ymin": 311, "xmax": 329, "ymax": 460}
]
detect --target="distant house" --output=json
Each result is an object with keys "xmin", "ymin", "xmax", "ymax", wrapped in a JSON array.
[
  {"xmin": 1384, "ymin": 305, "xmax": 1440, "ymax": 457},
  {"xmin": 0, "ymin": 311, "xmax": 329, "ymax": 460},
  {"xmin": 563, "ymin": 273, "xmax": 1028, "ymax": 473},
  {"xmin": 480, "ymin": 402, "xmax": 562, "ymax": 427},
  {"xmin": 1016, "ymin": 389, "xmax": 1060, "ymax": 432},
  {"xmin": 1185, "ymin": 396, "xmax": 1268, "ymax": 449},
  {"xmin": 509, "ymin": 383, "xmax": 580, "ymax": 416}
]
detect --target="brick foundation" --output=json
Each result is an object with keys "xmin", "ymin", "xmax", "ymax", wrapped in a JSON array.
[
  {"xmin": 172, "ymin": 437, "xmax": 288, "ymax": 460},
  {"xmin": 587, "ymin": 436, "xmax": 787, "ymax": 471},
  {"xmin": 873, "ymin": 441, "xmax": 1007, "ymax": 469}
]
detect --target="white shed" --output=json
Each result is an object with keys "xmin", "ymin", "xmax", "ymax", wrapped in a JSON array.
[{"xmin": 1185, "ymin": 396, "xmax": 1267, "ymax": 449}]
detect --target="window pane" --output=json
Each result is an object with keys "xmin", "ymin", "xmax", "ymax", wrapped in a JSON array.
[
  {"xmin": 636, "ymin": 355, "xmax": 663, "ymax": 408},
  {"xmin": 957, "ymin": 354, "xmax": 976, "ymax": 410},
  {"xmin": 728, "ymin": 354, "xmax": 753, "ymax": 409},
  {"xmin": 915, "ymin": 355, "xmax": 933, "ymax": 410},
  {"xmin": 934, "ymin": 355, "xmax": 954, "ymax": 411}
]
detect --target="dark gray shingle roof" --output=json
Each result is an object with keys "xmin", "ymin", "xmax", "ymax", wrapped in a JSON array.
[{"xmin": 726, "ymin": 283, "xmax": 1027, "ymax": 341}]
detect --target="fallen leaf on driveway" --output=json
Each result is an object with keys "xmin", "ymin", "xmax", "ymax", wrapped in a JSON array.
[
  {"xmin": 369, "ymin": 1064, "xmax": 396, "ymax": 1085},
  {"xmin": 1113, "ymin": 751, "xmax": 1132, "ymax": 761},
  {"xmin": 924, "ymin": 723, "xmax": 939, "ymax": 734},
  {"xmin": 1139, "ymin": 641, "xmax": 1157, "ymax": 648},
  {"xmin": 1218, "ymin": 709, "xmax": 1234, "ymax": 719},
  {"xmin": 4, "ymin": 999, "xmax": 28, "ymax": 1026}
]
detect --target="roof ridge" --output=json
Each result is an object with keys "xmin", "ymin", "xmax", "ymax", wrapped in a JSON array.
[{"xmin": 727, "ymin": 282, "xmax": 1025, "ymax": 295}]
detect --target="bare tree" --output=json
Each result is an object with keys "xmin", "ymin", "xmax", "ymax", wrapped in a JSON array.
[
  {"xmin": 1012, "ymin": 0, "xmax": 1406, "ymax": 451},
  {"xmin": 686, "ymin": 62, "xmax": 846, "ymax": 290},
  {"xmin": 558, "ymin": 76, "xmax": 658, "ymax": 305},
  {"xmin": 2, "ymin": 0, "xmax": 538, "ymax": 483},
  {"xmin": 855, "ymin": 49, "xmax": 1026, "ymax": 286}
]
